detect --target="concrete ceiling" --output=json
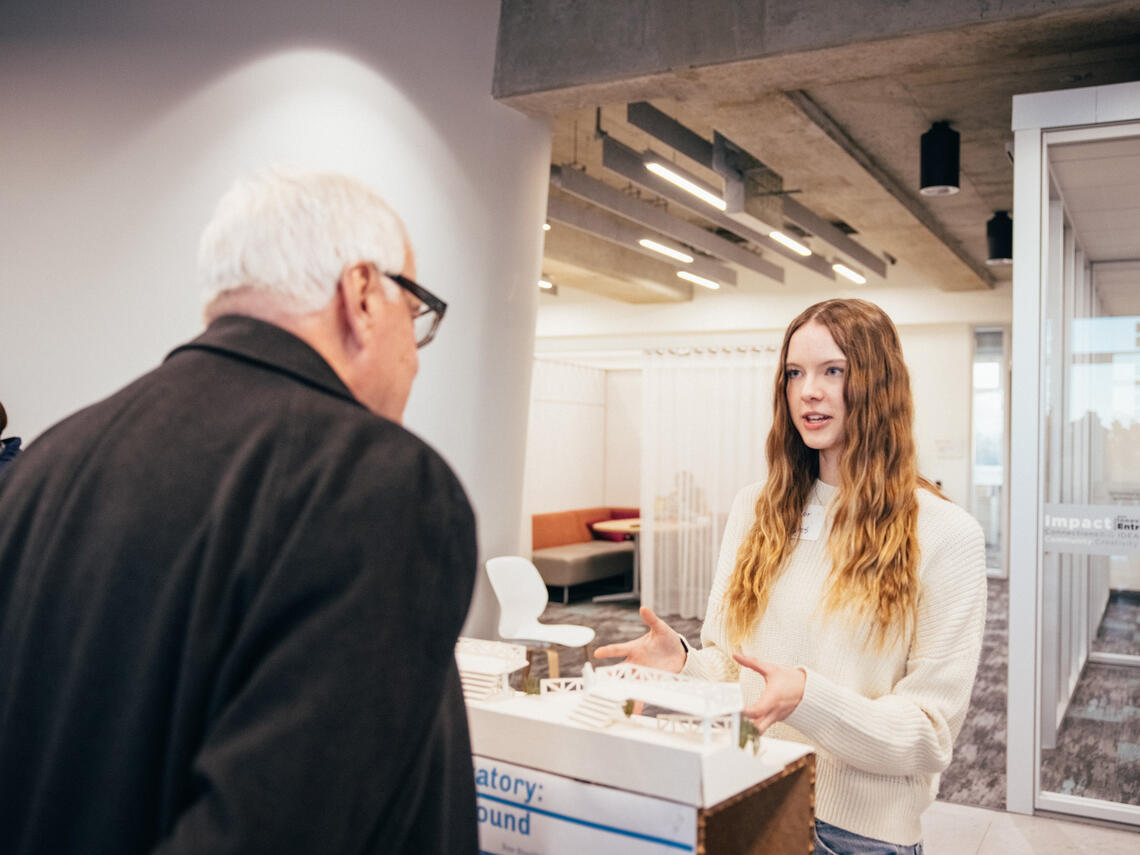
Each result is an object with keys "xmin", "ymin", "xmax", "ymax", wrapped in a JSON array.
[{"xmin": 494, "ymin": 0, "xmax": 1140, "ymax": 306}]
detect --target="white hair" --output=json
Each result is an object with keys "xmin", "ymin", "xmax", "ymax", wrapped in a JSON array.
[{"xmin": 197, "ymin": 166, "xmax": 407, "ymax": 312}]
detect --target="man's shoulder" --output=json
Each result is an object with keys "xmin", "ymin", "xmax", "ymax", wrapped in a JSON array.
[{"xmin": 299, "ymin": 408, "xmax": 470, "ymax": 510}]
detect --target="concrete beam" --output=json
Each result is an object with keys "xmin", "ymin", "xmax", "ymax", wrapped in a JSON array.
[
  {"xmin": 781, "ymin": 197, "xmax": 889, "ymax": 279},
  {"xmin": 553, "ymin": 165, "xmax": 785, "ymax": 284},
  {"xmin": 624, "ymin": 102, "xmax": 885, "ymax": 277},
  {"xmin": 546, "ymin": 189, "xmax": 738, "ymax": 286},
  {"xmin": 786, "ymin": 90, "xmax": 994, "ymax": 286},
  {"xmin": 542, "ymin": 222, "xmax": 694, "ymax": 303},
  {"xmin": 495, "ymin": 0, "xmax": 1120, "ymax": 99},
  {"xmin": 600, "ymin": 134, "xmax": 836, "ymax": 279}
]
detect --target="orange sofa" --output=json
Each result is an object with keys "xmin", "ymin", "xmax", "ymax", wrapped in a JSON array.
[{"xmin": 531, "ymin": 507, "xmax": 638, "ymax": 603}]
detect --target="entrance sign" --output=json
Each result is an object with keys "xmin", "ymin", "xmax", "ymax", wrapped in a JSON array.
[{"xmin": 1043, "ymin": 503, "xmax": 1140, "ymax": 555}]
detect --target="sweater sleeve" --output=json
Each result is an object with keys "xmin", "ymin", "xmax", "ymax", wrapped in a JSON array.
[
  {"xmin": 680, "ymin": 483, "xmax": 762, "ymax": 683},
  {"xmin": 783, "ymin": 514, "xmax": 987, "ymax": 777}
]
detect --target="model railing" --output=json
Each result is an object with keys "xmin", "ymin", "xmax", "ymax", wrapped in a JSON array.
[{"xmin": 455, "ymin": 638, "xmax": 528, "ymax": 702}]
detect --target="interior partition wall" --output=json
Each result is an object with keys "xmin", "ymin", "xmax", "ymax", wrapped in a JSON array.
[
  {"xmin": 1007, "ymin": 80, "xmax": 1140, "ymax": 826},
  {"xmin": 971, "ymin": 326, "xmax": 1010, "ymax": 577}
]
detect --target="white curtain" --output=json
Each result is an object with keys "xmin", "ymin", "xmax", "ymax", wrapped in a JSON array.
[{"xmin": 640, "ymin": 346, "xmax": 777, "ymax": 618}]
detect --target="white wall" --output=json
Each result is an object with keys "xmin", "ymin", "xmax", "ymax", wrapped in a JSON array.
[
  {"xmin": 536, "ymin": 274, "xmax": 1013, "ymax": 343},
  {"xmin": 900, "ymin": 324, "xmax": 975, "ymax": 507},
  {"xmin": 524, "ymin": 360, "xmax": 607, "ymax": 515},
  {"xmin": 520, "ymin": 363, "xmax": 641, "ymax": 535},
  {"xmin": 0, "ymin": 1, "xmax": 552, "ymax": 638}
]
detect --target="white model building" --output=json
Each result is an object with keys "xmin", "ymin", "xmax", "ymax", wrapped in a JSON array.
[
  {"xmin": 455, "ymin": 637, "xmax": 746, "ymax": 749},
  {"xmin": 455, "ymin": 637, "xmax": 529, "ymax": 702},
  {"xmin": 545, "ymin": 661, "xmax": 743, "ymax": 747}
]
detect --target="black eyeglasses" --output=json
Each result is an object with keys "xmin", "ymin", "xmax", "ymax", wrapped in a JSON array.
[{"xmin": 388, "ymin": 273, "xmax": 447, "ymax": 348}]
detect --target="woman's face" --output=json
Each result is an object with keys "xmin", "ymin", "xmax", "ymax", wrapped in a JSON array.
[{"xmin": 784, "ymin": 320, "xmax": 848, "ymax": 474}]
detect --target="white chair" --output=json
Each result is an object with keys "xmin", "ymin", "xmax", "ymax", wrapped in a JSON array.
[{"xmin": 485, "ymin": 556, "xmax": 595, "ymax": 679}]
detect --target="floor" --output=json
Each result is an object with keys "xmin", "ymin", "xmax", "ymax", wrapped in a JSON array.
[
  {"xmin": 1040, "ymin": 660, "xmax": 1140, "ymax": 804},
  {"xmin": 921, "ymin": 800, "xmax": 1139, "ymax": 854},
  {"xmin": 937, "ymin": 576, "xmax": 1008, "ymax": 809}
]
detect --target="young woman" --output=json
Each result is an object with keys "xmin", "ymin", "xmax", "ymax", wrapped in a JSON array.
[{"xmin": 596, "ymin": 298, "xmax": 987, "ymax": 855}]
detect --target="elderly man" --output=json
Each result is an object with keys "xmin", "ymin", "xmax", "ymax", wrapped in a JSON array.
[{"xmin": 0, "ymin": 169, "xmax": 477, "ymax": 854}]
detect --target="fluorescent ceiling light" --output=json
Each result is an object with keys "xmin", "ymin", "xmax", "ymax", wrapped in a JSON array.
[
  {"xmin": 644, "ymin": 161, "xmax": 727, "ymax": 211},
  {"xmin": 832, "ymin": 263, "xmax": 867, "ymax": 284},
  {"xmin": 676, "ymin": 270, "xmax": 720, "ymax": 290},
  {"xmin": 768, "ymin": 231, "xmax": 812, "ymax": 257},
  {"xmin": 538, "ymin": 279, "xmax": 554, "ymax": 290},
  {"xmin": 638, "ymin": 238, "xmax": 693, "ymax": 263}
]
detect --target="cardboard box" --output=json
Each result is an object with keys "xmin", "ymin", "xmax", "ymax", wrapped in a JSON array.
[{"xmin": 469, "ymin": 692, "xmax": 814, "ymax": 854}]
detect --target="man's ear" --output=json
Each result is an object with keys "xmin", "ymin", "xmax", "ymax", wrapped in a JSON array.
[{"xmin": 338, "ymin": 262, "xmax": 377, "ymax": 344}]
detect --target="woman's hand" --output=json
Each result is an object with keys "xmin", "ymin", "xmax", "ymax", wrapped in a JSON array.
[
  {"xmin": 593, "ymin": 606, "xmax": 688, "ymax": 673},
  {"xmin": 733, "ymin": 653, "xmax": 806, "ymax": 733}
]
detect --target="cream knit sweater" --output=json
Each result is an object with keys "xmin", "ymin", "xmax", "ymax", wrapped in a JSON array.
[{"xmin": 682, "ymin": 480, "xmax": 987, "ymax": 845}]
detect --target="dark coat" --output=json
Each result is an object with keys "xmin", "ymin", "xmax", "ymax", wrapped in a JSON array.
[
  {"xmin": 0, "ymin": 436, "xmax": 20, "ymax": 475},
  {"xmin": 0, "ymin": 315, "xmax": 478, "ymax": 855}
]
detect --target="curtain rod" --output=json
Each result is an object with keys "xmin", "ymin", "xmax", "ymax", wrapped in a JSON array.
[{"xmin": 644, "ymin": 345, "xmax": 777, "ymax": 356}]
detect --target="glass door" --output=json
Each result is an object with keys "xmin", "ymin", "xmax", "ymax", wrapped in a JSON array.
[{"xmin": 1033, "ymin": 125, "xmax": 1140, "ymax": 824}]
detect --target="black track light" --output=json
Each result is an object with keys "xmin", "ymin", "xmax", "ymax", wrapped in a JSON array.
[
  {"xmin": 986, "ymin": 211, "xmax": 1012, "ymax": 265},
  {"xmin": 920, "ymin": 121, "xmax": 960, "ymax": 196}
]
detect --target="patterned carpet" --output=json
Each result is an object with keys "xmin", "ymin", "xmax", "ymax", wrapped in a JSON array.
[
  {"xmin": 938, "ymin": 577, "xmax": 1008, "ymax": 809},
  {"xmin": 536, "ymin": 578, "xmax": 1140, "ymax": 811},
  {"xmin": 1040, "ymin": 589, "xmax": 1140, "ymax": 805}
]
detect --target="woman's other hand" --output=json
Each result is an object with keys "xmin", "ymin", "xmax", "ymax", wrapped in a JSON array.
[
  {"xmin": 593, "ymin": 606, "xmax": 688, "ymax": 673},
  {"xmin": 733, "ymin": 653, "xmax": 806, "ymax": 732}
]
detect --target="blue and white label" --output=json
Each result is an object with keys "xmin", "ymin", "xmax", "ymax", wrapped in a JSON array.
[{"xmin": 474, "ymin": 756, "xmax": 697, "ymax": 855}]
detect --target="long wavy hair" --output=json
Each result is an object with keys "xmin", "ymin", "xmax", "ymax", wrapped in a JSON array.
[{"xmin": 723, "ymin": 299, "xmax": 940, "ymax": 649}]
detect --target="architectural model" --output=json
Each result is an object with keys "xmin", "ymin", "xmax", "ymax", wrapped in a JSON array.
[{"xmin": 457, "ymin": 637, "xmax": 743, "ymax": 745}]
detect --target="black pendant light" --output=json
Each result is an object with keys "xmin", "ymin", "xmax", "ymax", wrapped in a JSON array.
[
  {"xmin": 920, "ymin": 121, "xmax": 960, "ymax": 196},
  {"xmin": 986, "ymin": 211, "xmax": 1013, "ymax": 265}
]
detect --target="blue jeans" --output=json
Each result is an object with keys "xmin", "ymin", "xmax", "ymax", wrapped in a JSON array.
[{"xmin": 813, "ymin": 819, "xmax": 924, "ymax": 855}]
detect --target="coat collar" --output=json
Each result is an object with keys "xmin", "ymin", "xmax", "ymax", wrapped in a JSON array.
[
  {"xmin": 0, "ymin": 436, "xmax": 21, "ymax": 463},
  {"xmin": 166, "ymin": 315, "xmax": 362, "ymax": 408}
]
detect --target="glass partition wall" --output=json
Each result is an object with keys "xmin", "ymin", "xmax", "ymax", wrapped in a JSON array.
[
  {"xmin": 972, "ymin": 328, "xmax": 1009, "ymax": 576},
  {"xmin": 1008, "ymin": 82, "xmax": 1140, "ymax": 827}
]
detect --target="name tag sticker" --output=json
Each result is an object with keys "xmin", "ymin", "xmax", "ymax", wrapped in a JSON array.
[{"xmin": 799, "ymin": 504, "xmax": 826, "ymax": 541}]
